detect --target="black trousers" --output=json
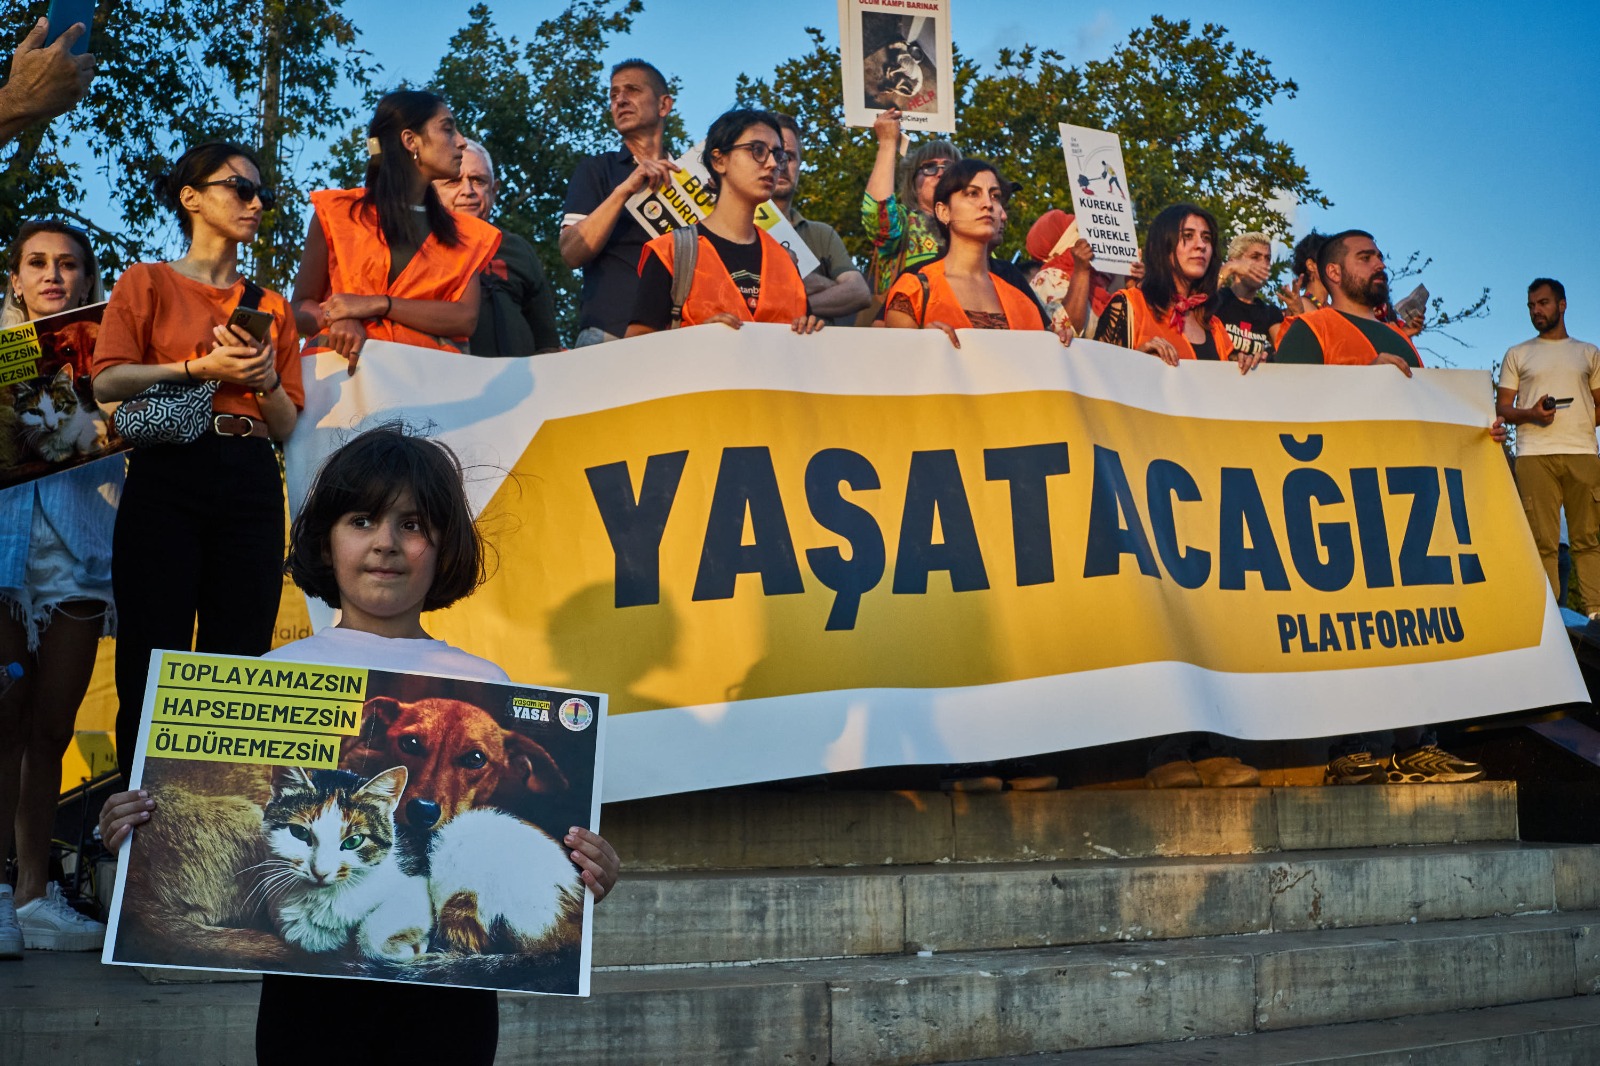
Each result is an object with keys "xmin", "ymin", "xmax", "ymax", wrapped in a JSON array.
[
  {"xmin": 257, "ymin": 975, "xmax": 500, "ymax": 1064},
  {"xmin": 112, "ymin": 434, "xmax": 284, "ymax": 780}
]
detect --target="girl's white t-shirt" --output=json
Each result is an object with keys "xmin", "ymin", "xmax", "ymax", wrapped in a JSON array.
[{"xmin": 261, "ymin": 626, "xmax": 509, "ymax": 682}]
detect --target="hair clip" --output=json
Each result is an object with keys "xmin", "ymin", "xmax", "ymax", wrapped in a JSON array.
[{"xmin": 366, "ymin": 137, "xmax": 382, "ymax": 158}]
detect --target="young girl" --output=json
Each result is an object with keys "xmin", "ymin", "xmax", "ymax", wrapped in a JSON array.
[
  {"xmin": 90, "ymin": 140, "xmax": 303, "ymax": 790},
  {"xmin": 99, "ymin": 425, "xmax": 620, "ymax": 1064},
  {"xmin": 291, "ymin": 89, "xmax": 502, "ymax": 366},
  {"xmin": 627, "ymin": 107, "xmax": 824, "ymax": 336}
]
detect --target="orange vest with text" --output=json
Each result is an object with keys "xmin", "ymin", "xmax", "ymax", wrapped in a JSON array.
[
  {"xmin": 640, "ymin": 227, "xmax": 807, "ymax": 327},
  {"xmin": 308, "ymin": 188, "xmax": 501, "ymax": 352},
  {"xmin": 1121, "ymin": 286, "xmax": 1236, "ymax": 360},
  {"xmin": 1299, "ymin": 306, "xmax": 1422, "ymax": 366},
  {"xmin": 886, "ymin": 258, "xmax": 1044, "ymax": 330}
]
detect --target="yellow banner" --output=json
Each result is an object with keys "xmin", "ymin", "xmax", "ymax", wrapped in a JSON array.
[{"xmin": 284, "ymin": 332, "xmax": 1585, "ymax": 800}]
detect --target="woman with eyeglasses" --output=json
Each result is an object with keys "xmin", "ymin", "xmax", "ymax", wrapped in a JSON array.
[
  {"xmin": 0, "ymin": 220, "xmax": 120, "ymax": 957},
  {"xmin": 90, "ymin": 140, "xmax": 303, "ymax": 785},
  {"xmin": 860, "ymin": 107, "xmax": 962, "ymax": 315},
  {"xmin": 291, "ymin": 90, "xmax": 500, "ymax": 368},
  {"xmin": 627, "ymin": 107, "xmax": 824, "ymax": 336},
  {"xmin": 883, "ymin": 159, "xmax": 1069, "ymax": 346},
  {"xmin": 1094, "ymin": 203, "xmax": 1262, "ymax": 373}
]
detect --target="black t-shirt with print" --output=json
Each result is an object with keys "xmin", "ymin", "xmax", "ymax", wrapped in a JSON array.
[
  {"xmin": 1213, "ymin": 288, "xmax": 1284, "ymax": 361},
  {"xmin": 631, "ymin": 226, "xmax": 767, "ymax": 332}
]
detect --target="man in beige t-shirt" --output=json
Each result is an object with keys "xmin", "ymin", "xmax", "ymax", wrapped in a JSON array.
[{"xmin": 1496, "ymin": 278, "xmax": 1600, "ymax": 612}]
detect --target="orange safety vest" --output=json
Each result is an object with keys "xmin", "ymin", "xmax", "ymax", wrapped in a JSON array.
[
  {"xmin": 886, "ymin": 258, "xmax": 1044, "ymax": 330},
  {"xmin": 639, "ymin": 227, "xmax": 807, "ymax": 327},
  {"xmin": 1121, "ymin": 286, "xmax": 1236, "ymax": 361},
  {"xmin": 1299, "ymin": 306, "xmax": 1423, "ymax": 366},
  {"xmin": 307, "ymin": 188, "xmax": 502, "ymax": 352}
]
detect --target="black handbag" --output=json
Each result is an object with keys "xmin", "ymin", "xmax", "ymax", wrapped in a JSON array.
[{"xmin": 112, "ymin": 278, "xmax": 265, "ymax": 447}]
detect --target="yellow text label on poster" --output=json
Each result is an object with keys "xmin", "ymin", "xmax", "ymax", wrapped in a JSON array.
[
  {"xmin": 0, "ymin": 321, "xmax": 41, "ymax": 384},
  {"xmin": 147, "ymin": 722, "xmax": 340, "ymax": 769},
  {"xmin": 441, "ymin": 388, "xmax": 1544, "ymax": 716},
  {"xmin": 158, "ymin": 652, "xmax": 367, "ymax": 700},
  {"xmin": 151, "ymin": 689, "xmax": 363, "ymax": 737}
]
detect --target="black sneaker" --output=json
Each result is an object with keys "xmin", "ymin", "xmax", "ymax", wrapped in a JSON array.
[
  {"xmin": 1387, "ymin": 745, "xmax": 1485, "ymax": 784},
  {"xmin": 1325, "ymin": 750, "xmax": 1386, "ymax": 785}
]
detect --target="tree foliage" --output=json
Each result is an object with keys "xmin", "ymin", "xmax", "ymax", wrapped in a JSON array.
[
  {"xmin": 0, "ymin": 0, "xmax": 372, "ymax": 289},
  {"xmin": 430, "ymin": 0, "xmax": 686, "ymax": 342},
  {"xmin": 737, "ymin": 17, "xmax": 1326, "ymax": 264}
]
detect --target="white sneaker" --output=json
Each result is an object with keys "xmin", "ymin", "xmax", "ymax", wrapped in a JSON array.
[
  {"xmin": 0, "ymin": 885, "xmax": 22, "ymax": 959},
  {"xmin": 15, "ymin": 882, "xmax": 105, "ymax": 951}
]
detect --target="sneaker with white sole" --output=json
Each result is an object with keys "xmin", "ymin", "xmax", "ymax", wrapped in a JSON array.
[
  {"xmin": 15, "ymin": 882, "xmax": 105, "ymax": 951},
  {"xmin": 0, "ymin": 885, "xmax": 22, "ymax": 959},
  {"xmin": 1387, "ymin": 744, "xmax": 1485, "ymax": 784}
]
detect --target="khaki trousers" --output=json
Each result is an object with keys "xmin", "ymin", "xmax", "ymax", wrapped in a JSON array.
[{"xmin": 1516, "ymin": 452, "xmax": 1600, "ymax": 612}]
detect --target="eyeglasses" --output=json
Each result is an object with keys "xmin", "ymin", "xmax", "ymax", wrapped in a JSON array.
[
  {"xmin": 193, "ymin": 177, "xmax": 277, "ymax": 210},
  {"xmin": 916, "ymin": 161, "xmax": 951, "ymax": 179},
  {"xmin": 726, "ymin": 141, "xmax": 792, "ymax": 167}
]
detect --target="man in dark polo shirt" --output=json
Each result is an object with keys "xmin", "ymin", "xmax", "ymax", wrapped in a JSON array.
[
  {"xmin": 1275, "ymin": 229, "xmax": 1421, "ymax": 370},
  {"xmin": 1214, "ymin": 231, "xmax": 1284, "ymax": 362},
  {"xmin": 559, "ymin": 58, "xmax": 679, "ymax": 346}
]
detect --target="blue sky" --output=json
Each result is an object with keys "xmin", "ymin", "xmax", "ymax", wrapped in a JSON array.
[{"xmin": 58, "ymin": 0, "xmax": 1600, "ymax": 372}]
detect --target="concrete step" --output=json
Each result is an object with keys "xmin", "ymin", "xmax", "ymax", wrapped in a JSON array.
[
  {"xmin": 595, "ymin": 841, "xmax": 1600, "ymax": 967},
  {"xmin": 18, "ymin": 910, "xmax": 1599, "ymax": 1065},
  {"xmin": 942, "ymin": 995, "xmax": 1600, "ymax": 1064},
  {"xmin": 605, "ymin": 783, "xmax": 1519, "ymax": 870}
]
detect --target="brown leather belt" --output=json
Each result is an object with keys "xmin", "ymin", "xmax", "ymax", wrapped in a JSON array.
[{"xmin": 212, "ymin": 414, "xmax": 271, "ymax": 439}]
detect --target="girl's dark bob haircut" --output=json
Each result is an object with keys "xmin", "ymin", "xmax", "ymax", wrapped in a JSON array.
[
  {"xmin": 286, "ymin": 423, "xmax": 486, "ymax": 612},
  {"xmin": 700, "ymin": 107, "xmax": 784, "ymax": 195}
]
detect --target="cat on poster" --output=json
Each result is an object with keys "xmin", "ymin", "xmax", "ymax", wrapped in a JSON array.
[
  {"xmin": 839, "ymin": 0, "xmax": 957, "ymax": 133},
  {"xmin": 0, "ymin": 302, "xmax": 122, "ymax": 489}
]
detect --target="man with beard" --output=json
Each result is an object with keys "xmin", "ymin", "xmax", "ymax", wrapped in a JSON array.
[
  {"xmin": 560, "ymin": 59, "xmax": 679, "ymax": 346},
  {"xmin": 771, "ymin": 113, "xmax": 870, "ymax": 324},
  {"xmin": 1275, "ymin": 229, "xmax": 1420, "ymax": 369},
  {"xmin": 1496, "ymin": 279, "xmax": 1600, "ymax": 613}
]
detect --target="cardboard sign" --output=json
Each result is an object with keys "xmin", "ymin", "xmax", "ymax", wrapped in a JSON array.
[
  {"xmin": 840, "ymin": 0, "xmax": 957, "ymax": 133},
  {"xmin": 104, "ymin": 650, "xmax": 607, "ymax": 997},
  {"xmin": 1059, "ymin": 124, "xmax": 1140, "ymax": 272},
  {"xmin": 625, "ymin": 140, "xmax": 821, "ymax": 277}
]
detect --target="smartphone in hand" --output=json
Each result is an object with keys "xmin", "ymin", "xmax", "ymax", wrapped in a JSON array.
[
  {"xmin": 44, "ymin": 0, "xmax": 96, "ymax": 54},
  {"xmin": 226, "ymin": 306, "xmax": 275, "ymax": 345}
]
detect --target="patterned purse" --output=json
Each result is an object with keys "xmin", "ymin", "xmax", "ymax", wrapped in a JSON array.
[
  {"xmin": 111, "ymin": 278, "xmax": 265, "ymax": 447},
  {"xmin": 111, "ymin": 379, "xmax": 220, "ymax": 446}
]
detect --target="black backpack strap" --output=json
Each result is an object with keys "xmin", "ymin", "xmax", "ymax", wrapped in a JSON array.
[
  {"xmin": 238, "ymin": 277, "xmax": 266, "ymax": 312},
  {"xmin": 669, "ymin": 225, "xmax": 699, "ymax": 330},
  {"xmin": 915, "ymin": 271, "xmax": 930, "ymax": 328}
]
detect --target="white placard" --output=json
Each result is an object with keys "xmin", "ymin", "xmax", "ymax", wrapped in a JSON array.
[
  {"xmin": 840, "ymin": 0, "xmax": 957, "ymax": 134},
  {"xmin": 1059, "ymin": 123, "xmax": 1141, "ymax": 272}
]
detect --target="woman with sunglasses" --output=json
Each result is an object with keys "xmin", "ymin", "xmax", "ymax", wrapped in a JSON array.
[
  {"xmin": 0, "ymin": 220, "xmax": 119, "ymax": 957},
  {"xmin": 292, "ymin": 90, "xmax": 500, "ymax": 367},
  {"xmin": 1094, "ymin": 203, "xmax": 1262, "ymax": 373},
  {"xmin": 90, "ymin": 140, "xmax": 303, "ymax": 784},
  {"xmin": 860, "ymin": 107, "xmax": 962, "ymax": 313},
  {"xmin": 883, "ymin": 159, "xmax": 1069, "ymax": 346},
  {"xmin": 627, "ymin": 108, "xmax": 824, "ymax": 336}
]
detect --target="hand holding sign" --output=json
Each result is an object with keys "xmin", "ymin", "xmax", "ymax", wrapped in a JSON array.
[{"xmin": 1059, "ymin": 124, "xmax": 1141, "ymax": 273}]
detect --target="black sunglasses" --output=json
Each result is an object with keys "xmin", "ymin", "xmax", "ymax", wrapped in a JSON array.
[{"xmin": 193, "ymin": 177, "xmax": 277, "ymax": 210}]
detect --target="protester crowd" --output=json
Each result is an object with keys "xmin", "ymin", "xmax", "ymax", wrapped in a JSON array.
[{"xmin": 1, "ymin": 24, "xmax": 1592, "ymax": 1053}]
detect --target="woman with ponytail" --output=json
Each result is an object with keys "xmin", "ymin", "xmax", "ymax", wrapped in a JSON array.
[{"xmin": 291, "ymin": 90, "xmax": 501, "ymax": 366}]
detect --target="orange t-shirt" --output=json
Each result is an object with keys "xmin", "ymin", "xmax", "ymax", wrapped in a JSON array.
[{"xmin": 92, "ymin": 263, "xmax": 304, "ymax": 419}]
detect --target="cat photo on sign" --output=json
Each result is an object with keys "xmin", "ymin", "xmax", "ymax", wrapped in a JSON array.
[
  {"xmin": 0, "ymin": 301, "xmax": 120, "ymax": 489},
  {"xmin": 104, "ymin": 660, "xmax": 605, "ymax": 996}
]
